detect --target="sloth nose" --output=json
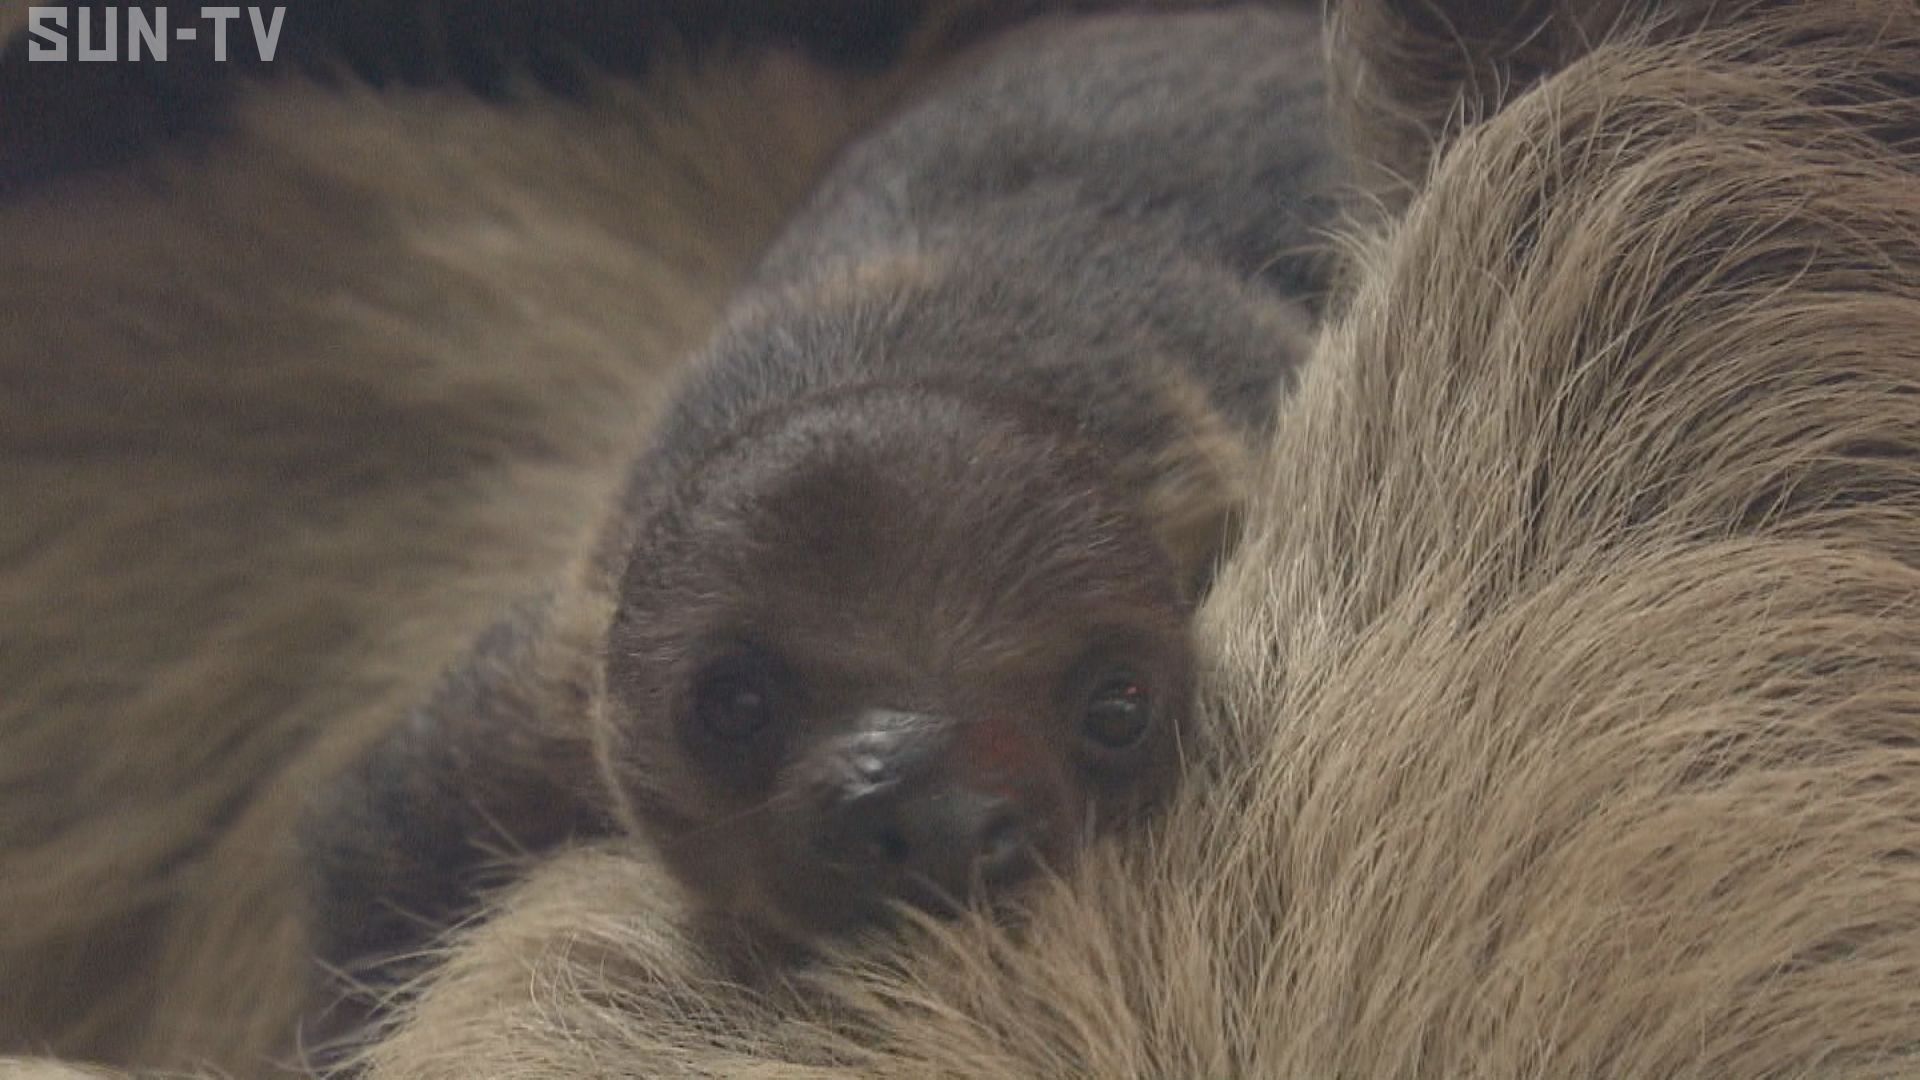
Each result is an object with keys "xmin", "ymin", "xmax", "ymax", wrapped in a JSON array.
[
  {"xmin": 837, "ymin": 782, "xmax": 1034, "ymax": 903},
  {"xmin": 824, "ymin": 712, "xmax": 1037, "ymax": 905}
]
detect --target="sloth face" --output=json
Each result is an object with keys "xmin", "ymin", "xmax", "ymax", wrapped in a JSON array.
[{"xmin": 605, "ymin": 385, "xmax": 1194, "ymax": 940}]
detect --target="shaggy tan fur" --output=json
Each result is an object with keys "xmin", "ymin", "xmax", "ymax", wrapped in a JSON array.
[
  {"xmin": 7, "ymin": 0, "xmax": 1920, "ymax": 1076},
  {"xmin": 0, "ymin": 1065, "xmax": 119, "ymax": 1080},
  {"xmin": 337, "ymin": 2, "xmax": 1920, "ymax": 1077},
  {"xmin": 1324, "ymin": 0, "xmax": 1863, "ymax": 210}
]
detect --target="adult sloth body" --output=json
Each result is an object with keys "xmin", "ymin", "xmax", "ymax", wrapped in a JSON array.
[{"xmin": 302, "ymin": 1, "xmax": 1331, "ymax": 1016}]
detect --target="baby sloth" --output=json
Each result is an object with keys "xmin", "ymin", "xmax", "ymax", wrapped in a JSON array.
[
  {"xmin": 302, "ymin": 0, "xmax": 1332, "ymax": 1024},
  {"xmin": 610, "ymin": 385, "xmax": 1198, "ymax": 936}
]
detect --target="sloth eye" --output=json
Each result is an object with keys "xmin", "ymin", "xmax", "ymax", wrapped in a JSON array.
[
  {"xmin": 1081, "ymin": 672, "xmax": 1153, "ymax": 750},
  {"xmin": 692, "ymin": 652, "xmax": 782, "ymax": 742}
]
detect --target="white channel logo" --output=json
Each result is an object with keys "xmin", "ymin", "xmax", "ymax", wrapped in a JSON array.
[{"xmin": 27, "ymin": 7, "xmax": 287, "ymax": 62}]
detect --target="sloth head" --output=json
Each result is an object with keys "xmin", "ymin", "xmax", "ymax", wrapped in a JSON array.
[{"xmin": 602, "ymin": 383, "xmax": 1195, "ymax": 940}]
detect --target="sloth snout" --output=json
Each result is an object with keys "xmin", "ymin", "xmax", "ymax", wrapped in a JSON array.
[
  {"xmin": 831, "ymin": 780, "xmax": 1036, "ymax": 905},
  {"xmin": 818, "ymin": 711, "xmax": 1039, "ymax": 906}
]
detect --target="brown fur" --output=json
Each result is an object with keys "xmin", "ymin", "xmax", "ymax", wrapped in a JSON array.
[
  {"xmin": 7, "ymin": 0, "xmax": 1920, "ymax": 1076},
  {"xmin": 1325, "ymin": 0, "xmax": 1835, "ymax": 211}
]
